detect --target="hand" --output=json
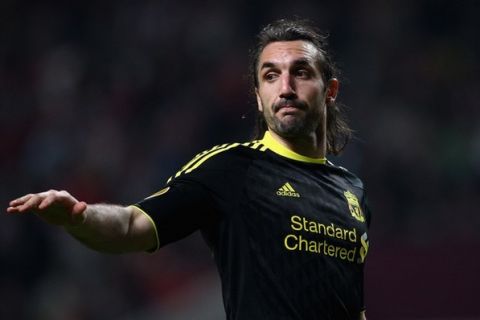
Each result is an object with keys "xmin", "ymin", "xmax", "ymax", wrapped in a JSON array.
[{"xmin": 7, "ymin": 190, "xmax": 87, "ymax": 226}]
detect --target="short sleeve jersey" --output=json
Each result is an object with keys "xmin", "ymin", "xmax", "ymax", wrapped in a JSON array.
[{"xmin": 134, "ymin": 131, "xmax": 371, "ymax": 320}]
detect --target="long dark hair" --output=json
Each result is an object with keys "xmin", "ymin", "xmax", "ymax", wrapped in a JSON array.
[{"xmin": 249, "ymin": 18, "xmax": 352, "ymax": 155}]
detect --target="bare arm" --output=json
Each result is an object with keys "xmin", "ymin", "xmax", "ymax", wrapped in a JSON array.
[{"xmin": 7, "ymin": 190, "xmax": 158, "ymax": 253}]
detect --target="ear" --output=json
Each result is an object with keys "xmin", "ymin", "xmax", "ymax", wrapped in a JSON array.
[
  {"xmin": 325, "ymin": 78, "xmax": 339, "ymax": 105},
  {"xmin": 255, "ymin": 88, "xmax": 264, "ymax": 112}
]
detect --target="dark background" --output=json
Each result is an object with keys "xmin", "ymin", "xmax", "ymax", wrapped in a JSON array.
[{"xmin": 1, "ymin": 0, "xmax": 479, "ymax": 319}]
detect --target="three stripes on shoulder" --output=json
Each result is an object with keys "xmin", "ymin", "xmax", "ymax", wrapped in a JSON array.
[{"xmin": 167, "ymin": 141, "xmax": 263, "ymax": 183}]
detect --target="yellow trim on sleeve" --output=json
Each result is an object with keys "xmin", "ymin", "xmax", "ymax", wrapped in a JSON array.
[
  {"xmin": 260, "ymin": 131, "xmax": 327, "ymax": 164},
  {"xmin": 128, "ymin": 205, "xmax": 160, "ymax": 252},
  {"xmin": 144, "ymin": 187, "xmax": 170, "ymax": 200}
]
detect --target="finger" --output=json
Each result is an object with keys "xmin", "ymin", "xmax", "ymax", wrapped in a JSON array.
[
  {"xmin": 72, "ymin": 201, "xmax": 87, "ymax": 216},
  {"xmin": 71, "ymin": 202, "xmax": 88, "ymax": 224},
  {"xmin": 38, "ymin": 193, "xmax": 57, "ymax": 210},
  {"xmin": 6, "ymin": 206, "xmax": 21, "ymax": 213},
  {"xmin": 9, "ymin": 194, "xmax": 34, "ymax": 207},
  {"xmin": 18, "ymin": 195, "xmax": 44, "ymax": 213}
]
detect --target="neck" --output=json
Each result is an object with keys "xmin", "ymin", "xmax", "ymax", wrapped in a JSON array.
[{"xmin": 268, "ymin": 129, "xmax": 326, "ymax": 159}]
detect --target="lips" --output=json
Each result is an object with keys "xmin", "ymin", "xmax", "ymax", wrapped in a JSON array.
[
  {"xmin": 274, "ymin": 101, "xmax": 306, "ymax": 114},
  {"xmin": 278, "ymin": 105, "xmax": 300, "ymax": 114}
]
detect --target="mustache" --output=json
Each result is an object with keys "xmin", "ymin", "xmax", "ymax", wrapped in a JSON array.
[{"xmin": 273, "ymin": 99, "xmax": 308, "ymax": 112}]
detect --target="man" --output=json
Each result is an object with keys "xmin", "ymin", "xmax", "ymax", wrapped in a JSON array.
[{"xmin": 8, "ymin": 19, "xmax": 370, "ymax": 320}]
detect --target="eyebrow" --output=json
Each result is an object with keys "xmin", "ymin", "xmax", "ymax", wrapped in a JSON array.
[
  {"xmin": 260, "ymin": 58, "xmax": 313, "ymax": 71},
  {"xmin": 260, "ymin": 62, "xmax": 276, "ymax": 70}
]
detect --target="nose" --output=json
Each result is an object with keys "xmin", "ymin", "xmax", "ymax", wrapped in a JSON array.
[{"xmin": 279, "ymin": 74, "xmax": 297, "ymax": 99}]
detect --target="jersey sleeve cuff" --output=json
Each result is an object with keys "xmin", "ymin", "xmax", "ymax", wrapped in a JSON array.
[{"xmin": 128, "ymin": 205, "xmax": 160, "ymax": 252}]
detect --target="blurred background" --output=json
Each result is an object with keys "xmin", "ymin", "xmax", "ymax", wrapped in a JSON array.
[{"xmin": 1, "ymin": 0, "xmax": 479, "ymax": 319}]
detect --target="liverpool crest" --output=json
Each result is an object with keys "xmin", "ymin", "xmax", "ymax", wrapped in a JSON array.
[{"xmin": 343, "ymin": 190, "xmax": 365, "ymax": 222}]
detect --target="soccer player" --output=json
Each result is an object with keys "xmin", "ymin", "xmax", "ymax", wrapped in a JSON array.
[{"xmin": 7, "ymin": 19, "xmax": 370, "ymax": 320}]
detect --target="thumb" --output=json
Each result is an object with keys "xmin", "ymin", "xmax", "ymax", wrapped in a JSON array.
[{"xmin": 71, "ymin": 201, "xmax": 87, "ymax": 225}]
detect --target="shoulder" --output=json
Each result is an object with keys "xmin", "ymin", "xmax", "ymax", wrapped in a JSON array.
[
  {"xmin": 167, "ymin": 140, "xmax": 263, "ymax": 184},
  {"xmin": 326, "ymin": 161, "xmax": 371, "ymax": 222},
  {"xmin": 325, "ymin": 160, "xmax": 365, "ymax": 190}
]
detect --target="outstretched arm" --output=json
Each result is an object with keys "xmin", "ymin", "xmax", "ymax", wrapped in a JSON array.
[{"xmin": 7, "ymin": 190, "xmax": 157, "ymax": 253}]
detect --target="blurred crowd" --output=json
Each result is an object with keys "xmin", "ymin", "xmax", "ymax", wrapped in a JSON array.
[{"xmin": 1, "ymin": 0, "xmax": 479, "ymax": 319}]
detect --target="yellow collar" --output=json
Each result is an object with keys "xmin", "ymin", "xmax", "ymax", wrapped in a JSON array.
[{"xmin": 260, "ymin": 131, "xmax": 327, "ymax": 164}]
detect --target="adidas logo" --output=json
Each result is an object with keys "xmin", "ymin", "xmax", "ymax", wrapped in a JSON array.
[{"xmin": 276, "ymin": 182, "xmax": 300, "ymax": 197}]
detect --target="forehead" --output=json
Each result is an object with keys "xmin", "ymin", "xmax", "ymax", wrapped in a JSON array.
[{"xmin": 258, "ymin": 40, "xmax": 320, "ymax": 68}]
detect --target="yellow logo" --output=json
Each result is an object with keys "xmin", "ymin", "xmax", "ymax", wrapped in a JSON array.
[
  {"xmin": 277, "ymin": 182, "xmax": 300, "ymax": 197},
  {"xmin": 343, "ymin": 190, "xmax": 365, "ymax": 222},
  {"xmin": 358, "ymin": 232, "xmax": 369, "ymax": 264}
]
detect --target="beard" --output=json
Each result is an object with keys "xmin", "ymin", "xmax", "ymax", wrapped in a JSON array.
[{"xmin": 263, "ymin": 99, "xmax": 323, "ymax": 138}]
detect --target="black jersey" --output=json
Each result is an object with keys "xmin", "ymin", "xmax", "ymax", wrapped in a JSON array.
[{"xmin": 133, "ymin": 131, "xmax": 371, "ymax": 320}]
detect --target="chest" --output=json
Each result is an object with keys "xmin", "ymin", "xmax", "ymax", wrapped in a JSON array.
[
  {"xmin": 246, "ymin": 160, "xmax": 364, "ymax": 223},
  {"xmin": 239, "ymin": 159, "xmax": 369, "ymax": 264}
]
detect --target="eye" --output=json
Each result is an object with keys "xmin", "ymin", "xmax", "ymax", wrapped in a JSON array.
[
  {"xmin": 264, "ymin": 72, "xmax": 279, "ymax": 82},
  {"xmin": 295, "ymin": 69, "xmax": 311, "ymax": 79}
]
